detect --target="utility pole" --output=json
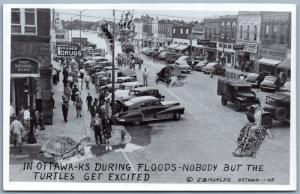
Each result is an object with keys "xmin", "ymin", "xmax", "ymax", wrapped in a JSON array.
[
  {"xmin": 111, "ymin": 9, "xmax": 116, "ymax": 117},
  {"xmin": 70, "ymin": 17, "xmax": 73, "ymax": 39},
  {"xmin": 79, "ymin": 11, "xmax": 82, "ymax": 49}
]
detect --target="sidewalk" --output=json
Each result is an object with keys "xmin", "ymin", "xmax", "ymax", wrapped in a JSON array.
[{"xmin": 24, "ymin": 72, "xmax": 131, "ymax": 147}]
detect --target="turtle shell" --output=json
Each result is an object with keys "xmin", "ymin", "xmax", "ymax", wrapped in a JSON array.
[{"xmin": 41, "ymin": 136, "xmax": 78, "ymax": 157}]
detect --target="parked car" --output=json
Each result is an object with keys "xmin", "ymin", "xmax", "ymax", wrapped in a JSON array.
[
  {"xmin": 118, "ymin": 81, "xmax": 144, "ymax": 90},
  {"xmin": 141, "ymin": 47, "xmax": 150, "ymax": 54},
  {"xmin": 217, "ymin": 78, "xmax": 260, "ymax": 112},
  {"xmin": 144, "ymin": 48, "xmax": 159, "ymax": 56},
  {"xmin": 203, "ymin": 62, "xmax": 225, "ymax": 75},
  {"xmin": 175, "ymin": 56, "xmax": 193, "ymax": 67},
  {"xmin": 260, "ymin": 76, "xmax": 281, "ymax": 92},
  {"xmin": 246, "ymin": 92, "xmax": 290, "ymax": 128},
  {"xmin": 245, "ymin": 73, "xmax": 265, "ymax": 88},
  {"xmin": 166, "ymin": 52, "xmax": 182, "ymax": 63},
  {"xmin": 127, "ymin": 87, "xmax": 165, "ymax": 101},
  {"xmin": 116, "ymin": 76, "xmax": 137, "ymax": 83},
  {"xmin": 280, "ymin": 78, "xmax": 291, "ymax": 92},
  {"xmin": 158, "ymin": 51, "xmax": 169, "ymax": 60},
  {"xmin": 172, "ymin": 62, "xmax": 192, "ymax": 74},
  {"xmin": 115, "ymin": 96, "xmax": 185, "ymax": 125},
  {"xmin": 193, "ymin": 60, "xmax": 209, "ymax": 71}
]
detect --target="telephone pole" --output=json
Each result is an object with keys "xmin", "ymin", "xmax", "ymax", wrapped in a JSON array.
[
  {"xmin": 111, "ymin": 9, "xmax": 116, "ymax": 117},
  {"xmin": 79, "ymin": 11, "xmax": 82, "ymax": 49}
]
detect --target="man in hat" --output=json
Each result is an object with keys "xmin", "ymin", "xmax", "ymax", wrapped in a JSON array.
[{"xmin": 75, "ymin": 91, "xmax": 83, "ymax": 117}]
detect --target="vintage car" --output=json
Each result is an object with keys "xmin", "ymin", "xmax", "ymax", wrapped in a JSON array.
[
  {"xmin": 166, "ymin": 52, "xmax": 183, "ymax": 63},
  {"xmin": 127, "ymin": 87, "xmax": 165, "ymax": 101},
  {"xmin": 260, "ymin": 76, "xmax": 281, "ymax": 92},
  {"xmin": 175, "ymin": 56, "xmax": 193, "ymax": 67},
  {"xmin": 246, "ymin": 92, "xmax": 290, "ymax": 128},
  {"xmin": 144, "ymin": 48, "xmax": 159, "ymax": 56},
  {"xmin": 203, "ymin": 62, "xmax": 225, "ymax": 75},
  {"xmin": 193, "ymin": 60, "xmax": 209, "ymax": 71},
  {"xmin": 245, "ymin": 73, "xmax": 265, "ymax": 88},
  {"xmin": 280, "ymin": 78, "xmax": 291, "ymax": 92},
  {"xmin": 158, "ymin": 51, "xmax": 169, "ymax": 60},
  {"xmin": 156, "ymin": 66, "xmax": 187, "ymax": 86},
  {"xmin": 217, "ymin": 78, "xmax": 260, "ymax": 112},
  {"xmin": 112, "ymin": 82, "xmax": 145, "ymax": 100},
  {"xmin": 116, "ymin": 76, "xmax": 137, "ymax": 83},
  {"xmin": 92, "ymin": 71, "xmax": 107, "ymax": 84},
  {"xmin": 141, "ymin": 47, "xmax": 151, "ymax": 54},
  {"xmin": 172, "ymin": 62, "xmax": 192, "ymax": 74},
  {"xmin": 115, "ymin": 96, "xmax": 185, "ymax": 125}
]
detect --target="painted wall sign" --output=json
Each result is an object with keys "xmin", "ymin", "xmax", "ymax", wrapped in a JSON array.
[
  {"xmin": 56, "ymin": 44, "xmax": 82, "ymax": 57},
  {"xmin": 11, "ymin": 58, "xmax": 39, "ymax": 77}
]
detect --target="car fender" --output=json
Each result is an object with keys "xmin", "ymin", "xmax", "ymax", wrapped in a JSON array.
[{"xmin": 158, "ymin": 106, "xmax": 185, "ymax": 115}]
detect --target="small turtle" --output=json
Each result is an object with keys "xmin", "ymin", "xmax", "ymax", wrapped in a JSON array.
[{"xmin": 41, "ymin": 136, "xmax": 92, "ymax": 160}]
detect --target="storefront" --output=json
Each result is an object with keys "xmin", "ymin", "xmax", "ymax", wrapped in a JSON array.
[
  {"xmin": 258, "ymin": 44, "xmax": 287, "ymax": 76},
  {"xmin": 203, "ymin": 42, "xmax": 217, "ymax": 62},
  {"xmin": 235, "ymin": 42, "xmax": 258, "ymax": 71},
  {"xmin": 217, "ymin": 42, "xmax": 235, "ymax": 67},
  {"xmin": 276, "ymin": 53, "xmax": 291, "ymax": 77}
]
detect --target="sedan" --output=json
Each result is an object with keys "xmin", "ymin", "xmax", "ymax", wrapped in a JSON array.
[
  {"xmin": 203, "ymin": 62, "xmax": 225, "ymax": 75},
  {"xmin": 245, "ymin": 73, "xmax": 265, "ymax": 87},
  {"xmin": 193, "ymin": 60, "xmax": 209, "ymax": 71},
  {"xmin": 115, "ymin": 96, "xmax": 185, "ymax": 125},
  {"xmin": 260, "ymin": 76, "xmax": 280, "ymax": 92}
]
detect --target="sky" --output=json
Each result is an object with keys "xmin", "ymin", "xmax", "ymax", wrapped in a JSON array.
[{"xmin": 58, "ymin": 9, "xmax": 238, "ymax": 22}]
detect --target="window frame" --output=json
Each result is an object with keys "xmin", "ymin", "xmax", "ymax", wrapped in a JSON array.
[{"xmin": 11, "ymin": 8, "xmax": 37, "ymax": 35}]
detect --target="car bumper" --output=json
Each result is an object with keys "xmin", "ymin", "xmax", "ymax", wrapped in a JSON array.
[{"xmin": 260, "ymin": 85, "xmax": 276, "ymax": 91}]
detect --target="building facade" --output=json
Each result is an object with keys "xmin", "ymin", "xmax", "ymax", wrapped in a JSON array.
[
  {"xmin": 11, "ymin": 8, "xmax": 53, "ymax": 124},
  {"xmin": 203, "ymin": 17, "xmax": 220, "ymax": 61},
  {"xmin": 141, "ymin": 15, "xmax": 154, "ymax": 47},
  {"xmin": 258, "ymin": 12, "xmax": 291, "ymax": 75},
  {"xmin": 218, "ymin": 15, "xmax": 237, "ymax": 67},
  {"xmin": 236, "ymin": 11, "xmax": 262, "ymax": 70},
  {"xmin": 158, "ymin": 19, "xmax": 173, "ymax": 47},
  {"xmin": 191, "ymin": 22, "xmax": 205, "ymax": 56}
]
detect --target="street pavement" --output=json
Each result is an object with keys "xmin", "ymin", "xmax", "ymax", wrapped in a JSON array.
[{"xmin": 9, "ymin": 55, "xmax": 290, "ymax": 184}]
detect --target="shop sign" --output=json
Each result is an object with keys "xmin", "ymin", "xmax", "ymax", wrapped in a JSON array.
[
  {"xmin": 233, "ymin": 44, "xmax": 244, "ymax": 50},
  {"xmin": 11, "ymin": 58, "xmax": 39, "ymax": 77},
  {"xmin": 56, "ymin": 44, "xmax": 82, "ymax": 57},
  {"xmin": 259, "ymin": 44, "xmax": 287, "ymax": 61},
  {"xmin": 243, "ymin": 43, "xmax": 257, "ymax": 53}
]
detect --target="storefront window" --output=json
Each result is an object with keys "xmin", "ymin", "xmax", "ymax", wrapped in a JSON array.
[{"xmin": 11, "ymin": 8, "xmax": 21, "ymax": 33}]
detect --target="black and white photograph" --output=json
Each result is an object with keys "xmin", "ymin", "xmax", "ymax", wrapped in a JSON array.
[{"xmin": 3, "ymin": 4, "xmax": 297, "ymax": 191}]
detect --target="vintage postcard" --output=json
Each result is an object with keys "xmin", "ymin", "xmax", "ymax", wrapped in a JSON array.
[{"xmin": 3, "ymin": 3, "xmax": 297, "ymax": 191}]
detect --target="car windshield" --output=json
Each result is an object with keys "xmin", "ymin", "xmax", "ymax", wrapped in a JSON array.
[{"xmin": 265, "ymin": 76, "xmax": 277, "ymax": 81}]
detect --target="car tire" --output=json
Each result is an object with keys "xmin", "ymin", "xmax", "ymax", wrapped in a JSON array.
[
  {"xmin": 221, "ymin": 95, "xmax": 227, "ymax": 106},
  {"xmin": 173, "ymin": 112, "xmax": 181, "ymax": 121},
  {"xmin": 274, "ymin": 107, "xmax": 288, "ymax": 121},
  {"xmin": 262, "ymin": 115, "xmax": 273, "ymax": 128},
  {"xmin": 234, "ymin": 100, "xmax": 242, "ymax": 112}
]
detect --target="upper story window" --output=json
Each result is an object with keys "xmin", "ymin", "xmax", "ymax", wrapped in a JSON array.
[
  {"xmin": 186, "ymin": 28, "xmax": 189, "ymax": 34},
  {"xmin": 253, "ymin": 25, "xmax": 257, "ymax": 41},
  {"xmin": 239, "ymin": 25, "xmax": 243, "ymax": 39},
  {"xmin": 232, "ymin": 22, "xmax": 236, "ymax": 28},
  {"xmin": 11, "ymin": 8, "xmax": 37, "ymax": 35},
  {"xmin": 173, "ymin": 28, "xmax": 176, "ymax": 34},
  {"xmin": 180, "ymin": 28, "xmax": 183, "ymax": 34},
  {"xmin": 246, "ymin": 25, "xmax": 250, "ymax": 40}
]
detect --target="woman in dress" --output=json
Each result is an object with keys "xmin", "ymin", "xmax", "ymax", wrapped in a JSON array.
[{"xmin": 233, "ymin": 105, "xmax": 274, "ymax": 158}]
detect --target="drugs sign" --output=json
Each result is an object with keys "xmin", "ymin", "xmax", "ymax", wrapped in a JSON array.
[{"xmin": 57, "ymin": 44, "xmax": 82, "ymax": 57}]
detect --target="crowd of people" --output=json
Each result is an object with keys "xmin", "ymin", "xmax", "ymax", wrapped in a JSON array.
[{"xmin": 61, "ymin": 58, "xmax": 112, "ymax": 147}]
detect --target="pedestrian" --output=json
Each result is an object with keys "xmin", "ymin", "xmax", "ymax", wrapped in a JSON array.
[
  {"xmin": 68, "ymin": 74, "xmax": 74, "ymax": 89},
  {"xmin": 75, "ymin": 92, "xmax": 83, "ymax": 118},
  {"xmin": 142, "ymin": 68, "xmax": 149, "ymax": 86},
  {"xmin": 51, "ymin": 90, "xmax": 55, "ymax": 109},
  {"xmin": 103, "ymin": 115, "xmax": 112, "ymax": 150},
  {"xmin": 232, "ymin": 105, "xmax": 274, "ymax": 158},
  {"xmin": 86, "ymin": 92, "xmax": 93, "ymax": 111},
  {"xmin": 10, "ymin": 116, "xmax": 24, "ymax": 152},
  {"xmin": 90, "ymin": 113, "xmax": 103, "ymax": 144},
  {"xmin": 23, "ymin": 106, "xmax": 31, "ymax": 135},
  {"xmin": 90, "ymin": 100, "xmax": 98, "ymax": 120},
  {"xmin": 64, "ymin": 84, "xmax": 72, "ymax": 102},
  {"xmin": 138, "ymin": 61, "xmax": 142, "ymax": 70},
  {"xmin": 99, "ymin": 90, "xmax": 106, "ymax": 106},
  {"xmin": 85, "ymin": 74, "xmax": 91, "ymax": 90},
  {"xmin": 78, "ymin": 77, "xmax": 83, "ymax": 91},
  {"xmin": 10, "ymin": 104, "xmax": 15, "ymax": 124},
  {"xmin": 61, "ymin": 95, "xmax": 69, "ymax": 122},
  {"xmin": 241, "ymin": 61, "xmax": 245, "ymax": 72},
  {"xmin": 35, "ymin": 110, "xmax": 45, "ymax": 130},
  {"xmin": 210, "ymin": 70, "xmax": 214, "ymax": 78},
  {"xmin": 71, "ymin": 85, "xmax": 79, "ymax": 103},
  {"xmin": 131, "ymin": 58, "xmax": 136, "ymax": 70}
]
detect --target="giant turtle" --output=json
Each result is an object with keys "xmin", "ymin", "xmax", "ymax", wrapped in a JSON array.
[{"xmin": 41, "ymin": 136, "xmax": 92, "ymax": 160}]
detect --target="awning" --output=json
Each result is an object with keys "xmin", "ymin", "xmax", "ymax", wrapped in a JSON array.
[
  {"xmin": 276, "ymin": 56, "xmax": 291, "ymax": 70},
  {"xmin": 167, "ymin": 44, "xmax": 178, "ymax": 49},
  {"xmin": 175, "ymin": 45, "xmax": 189, "ymax": 51},
  {"xmin": 258, "ymin": 58, "xmax": 282, "ymax": 67},
  {"xmin": 51, "ymin": 60, "xmax": 61, "ymax": 71}
]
